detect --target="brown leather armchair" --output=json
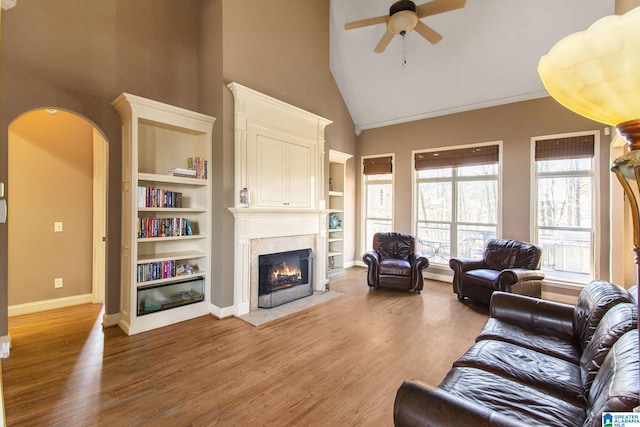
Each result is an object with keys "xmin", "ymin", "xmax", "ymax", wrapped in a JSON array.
[
  {"xmin": 449, "ymin": 238, "xmax": 544, "ymax": 305},
  {"xmin": 362, "ymin": 232, "xmax": 429, "ymax": 293}
]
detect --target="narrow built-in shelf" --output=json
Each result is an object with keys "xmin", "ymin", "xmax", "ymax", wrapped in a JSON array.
[
  {"xmin": 139, "ymin": 207, "xmax": 207, "ymax": 213},
  {"xmin": 329, "ymin": 191, "xmax": 344, "ymax": 197},
  {"xmin": 328, "ymin": 228, "xmax": 343, "ymax": 233},
  {"xmin": 138, "ymin": 172, "xmax": 208, "ymax": 186},
  {"xmin": 137, "ymin": 250, "xmax": 207, "ymax": 264},
  {"xmin": 328, "ymin": 238, "xmax": 342, "ymax": 243},
  {"xmin": 137, "ymin": 235, "xmax": 206, "ymax": 243},
  {"xmin": 328, "ymin": 251, "xmax": 343, "ymax": 257}
]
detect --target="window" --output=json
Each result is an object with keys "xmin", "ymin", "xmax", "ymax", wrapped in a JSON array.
[
  {"xmin": 533, "ymin": 133, "xmax": 597, "ymax": 284},
  {"xmin": 414, "ymin": 144, "xmax": 500, "ymax": 265},
  {"xmin": 362, "ymin": 155, "xmax": 393, "ymax": 252}
]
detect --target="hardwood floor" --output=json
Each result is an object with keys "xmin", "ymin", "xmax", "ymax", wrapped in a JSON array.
[{"xmin": 2, "ymin": 267, "xmax": 489, "ymax": 426}]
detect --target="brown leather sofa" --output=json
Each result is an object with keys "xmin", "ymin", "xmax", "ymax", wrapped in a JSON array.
[
  {"xmin": 449, "ymin": 238, "xmax": 545, "ymax": 305},
  {"xmin": 394, "ymin": 280, "xmax": 639, "ymax": 426},
  {"xmin": 362, "ymin": 232, "xmax": 429, "ymax": 293}
]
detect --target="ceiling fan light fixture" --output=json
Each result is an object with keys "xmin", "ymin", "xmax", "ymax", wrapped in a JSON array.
[{"xmin": 388, "ymin": 10, "xmax": 418, "ymax": 34}]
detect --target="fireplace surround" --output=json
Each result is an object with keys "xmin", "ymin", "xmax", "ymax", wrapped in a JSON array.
[{"xmin": 228, "ymin": 83, "xmax": 332, "ymax": 316}]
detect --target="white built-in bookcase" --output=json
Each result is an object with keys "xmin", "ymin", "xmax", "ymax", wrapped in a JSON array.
[{"xmin": 113, "ymin": 93, "xmax": 215, "ymax": 335}]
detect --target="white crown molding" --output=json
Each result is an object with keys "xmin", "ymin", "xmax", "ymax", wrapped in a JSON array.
[{"xmin": 1, "ymin": 0, "xmax": 17, "ymax": 11}]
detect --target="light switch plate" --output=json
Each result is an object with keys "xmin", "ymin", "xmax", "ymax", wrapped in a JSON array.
[
  {"xmin": 54, "ymin": 222, "xmax": 63, "ymax": 232},
  {"xmin": 0, "ymin": 200, "xmax": 6, "ymax": 223}
]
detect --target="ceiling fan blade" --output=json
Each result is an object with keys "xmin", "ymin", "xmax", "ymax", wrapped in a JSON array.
[
  {"xmin": 416, "ymin": 0, "xmax": 466, "ymax": 19},
  {"xmin": 345, "ymin": 15, "xmax": 389, "ymax": 30},
  {"xmin": 414, "ymin": 21, "xmax": 443, "ymax": 44},
  {"xmin": 374, "ymin": 28, "xmax": 395, "ymax": 53}
]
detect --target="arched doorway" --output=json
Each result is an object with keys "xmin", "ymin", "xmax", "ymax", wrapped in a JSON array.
[{"xmin": 7, "ymin": 109, "xmax": 107, "ymax": 315}]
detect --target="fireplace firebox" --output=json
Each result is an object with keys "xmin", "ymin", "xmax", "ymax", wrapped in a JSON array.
[{"xmin": 258, "ymin": 248, "xmax": 313, "ymax": 308}]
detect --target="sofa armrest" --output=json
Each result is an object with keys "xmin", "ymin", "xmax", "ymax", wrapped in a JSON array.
[
  {"xmin": 489, "ymin": 292, "xmax": 574, "ymax": 338},
  {"xmin": 394, "ymin": 380, "xmax": 523, "ymax": 427},
  {"xmin": 496, "ymin": 268, "xmax": 545, "ymax": 291}
]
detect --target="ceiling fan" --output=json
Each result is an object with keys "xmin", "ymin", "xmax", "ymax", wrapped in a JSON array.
[{"xmin": 344, "ymin": 0, "xmax": 466, "ymax": 53}]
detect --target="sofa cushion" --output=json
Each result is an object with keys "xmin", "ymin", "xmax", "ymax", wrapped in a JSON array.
[
  {"xmin": 573, "ymin": 280, "xmax": 634, "ymax": 350},
  {"xmin": 453, "ymin": 340, "xmax": 585, "ymax": 407},
  {"xmin": 379, "ymin": 259, "xmax": 412, "ymax": 276},
  {"xmin": 583, "ymin": 330, "xmax": 639, "ymax": 427},
  {"xmin": 476, "ymin": 317, "xmax": 581, "ymax": 363},
  {"xmin": 439, "ymin": 367, "xmax": 586, "ymax": 427},
  {"xmin": 580, "ymin": 302, "xmax": 638, "ymax": 398}
]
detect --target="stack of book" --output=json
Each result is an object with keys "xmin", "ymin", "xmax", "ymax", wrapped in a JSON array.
[
  {"xmin": 169, "ymin": 168, "xmax": 196, "ymax": 178},
  {"xmin": 136, "ymin": 261, "xmax": 194, "ymax": 283},
  {"xmin": 138, "ymin": 186, "xmax": 182, "ymax": 208},
  {"xmin": 188, "ymin": 157, "xmax": 207, "ymax": 179},
  {"xmin": 137, "ymin": 217, "xmax": 193, "ymax": 238},
  {"xmin": 169, "ymin": 156, "xmax": 207, "ymax": 179}
]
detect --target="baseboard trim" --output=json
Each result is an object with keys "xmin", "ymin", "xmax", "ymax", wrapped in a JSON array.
[
  {"xmin": 102, "ymin": 312, "xmax": 120, "ymax": 327},
  {"xmin": 8, "ymin": 294, "xmax": 93, "ymax": 317},
  {"xmin": 209, "ymin": 303, "xmax": 235, "ymax": 319}
]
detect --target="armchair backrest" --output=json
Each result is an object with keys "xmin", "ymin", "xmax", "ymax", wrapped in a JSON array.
[
  {"xmin": 373, "ymin": 232, "xmax": 416, "ymax": 261},
  {"xmin": 483, "ymin": 239, "xmax": 542, "ymax": 271}
]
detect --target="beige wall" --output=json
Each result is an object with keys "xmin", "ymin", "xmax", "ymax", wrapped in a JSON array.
[
  {"xmin": 356, "ymin": 97, "xmax": 613, "ymax": 278},
  {"xmin": 0, "ymin": 0, "xmax": 356, "ymax": 325},
  {"xmin": 1, "ymin": 0, "xmax": 200, "ymax": 323},
  {"xmin": 8, "ymin": 110, "xmax": 93, "ymax": 305}
]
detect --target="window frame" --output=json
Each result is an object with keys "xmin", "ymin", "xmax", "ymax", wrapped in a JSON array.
[
  {"xmin": 361, "ymin": 153, "xmax": 395, "ymax": 255},
  {"xmin": 411, "ymin": 141, "xmax": 503, "ymax": 267},
  {"xmin": 530, "ymin": 131, "xmax": 601, "ymax": 285}
]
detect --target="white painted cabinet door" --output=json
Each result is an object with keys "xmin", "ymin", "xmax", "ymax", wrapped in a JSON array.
[
  {"xmin": 254, "ymin": 131, "xmax": 313, "ymax": 208},
  {"xmin": 286, "ymin": 143, "xmax": 312, "ymax": 208},
  {"xmin": 255, "ymin": 134, "xmax": 287, "ymax": 207}
]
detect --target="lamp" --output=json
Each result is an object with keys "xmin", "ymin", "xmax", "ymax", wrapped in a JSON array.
[{"xmin": 538, "ymin": 7, "xmax": 640, "ymax": 288}]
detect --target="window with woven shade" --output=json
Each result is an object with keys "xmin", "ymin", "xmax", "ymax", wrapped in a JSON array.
[
  {"xmin": 362, "ymin": 155, "xmax": 394, "ymax": 252},
  {"xmin": 413, "ymin": 143, "xmax": 501, "ymax": 265},
  {"xmin": 533, "ymin": 133, "xmax": 597, "ymax": 284}
]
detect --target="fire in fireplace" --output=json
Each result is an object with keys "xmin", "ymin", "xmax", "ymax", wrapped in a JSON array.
[{"xmin": 258, "ymin": 248, "xmax": 313, "ymax": 308}]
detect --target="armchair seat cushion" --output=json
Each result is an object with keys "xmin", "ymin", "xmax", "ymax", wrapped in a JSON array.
[
  {"xmin": 463, "ymin": 269, "xmax": 501, "ymax": 289},
  {"xmin": 379, "ymin": 259, "xmax": 412, "ymax": 276}
]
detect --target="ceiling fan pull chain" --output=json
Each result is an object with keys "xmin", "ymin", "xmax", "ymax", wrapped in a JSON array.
[{"xmin": 401, "ymin": 30, "xmax": 407, "ymax": 68}]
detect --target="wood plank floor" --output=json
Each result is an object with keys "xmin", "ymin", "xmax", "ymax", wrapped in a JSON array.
[{"xmin": 1, "ymin": 267, "xmax": 489, "ymax": 426}]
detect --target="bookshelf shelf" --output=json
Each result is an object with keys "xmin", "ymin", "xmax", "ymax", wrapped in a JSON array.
[{"xmin": 113, "ymin": 93, "xmax": 215, "ymax": 335}]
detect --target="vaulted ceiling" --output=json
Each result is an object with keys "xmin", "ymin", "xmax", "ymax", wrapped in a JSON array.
[{"xmin": 329, "ymin": 0, "xmax": 615, "ymax": 133}]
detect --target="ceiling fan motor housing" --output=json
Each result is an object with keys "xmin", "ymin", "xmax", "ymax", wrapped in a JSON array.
[
  {"xmin": 390, "ymin": 0, "xmax": 416, "ymax": 15},
  {"xmin": 388, "ymin": 0, "xmax": 418, "ymax": 34}
]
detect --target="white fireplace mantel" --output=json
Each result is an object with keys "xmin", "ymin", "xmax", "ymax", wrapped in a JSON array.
[{"xmin": 227, "ymin": 83, "xmax": 333, "ymax": 316}]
